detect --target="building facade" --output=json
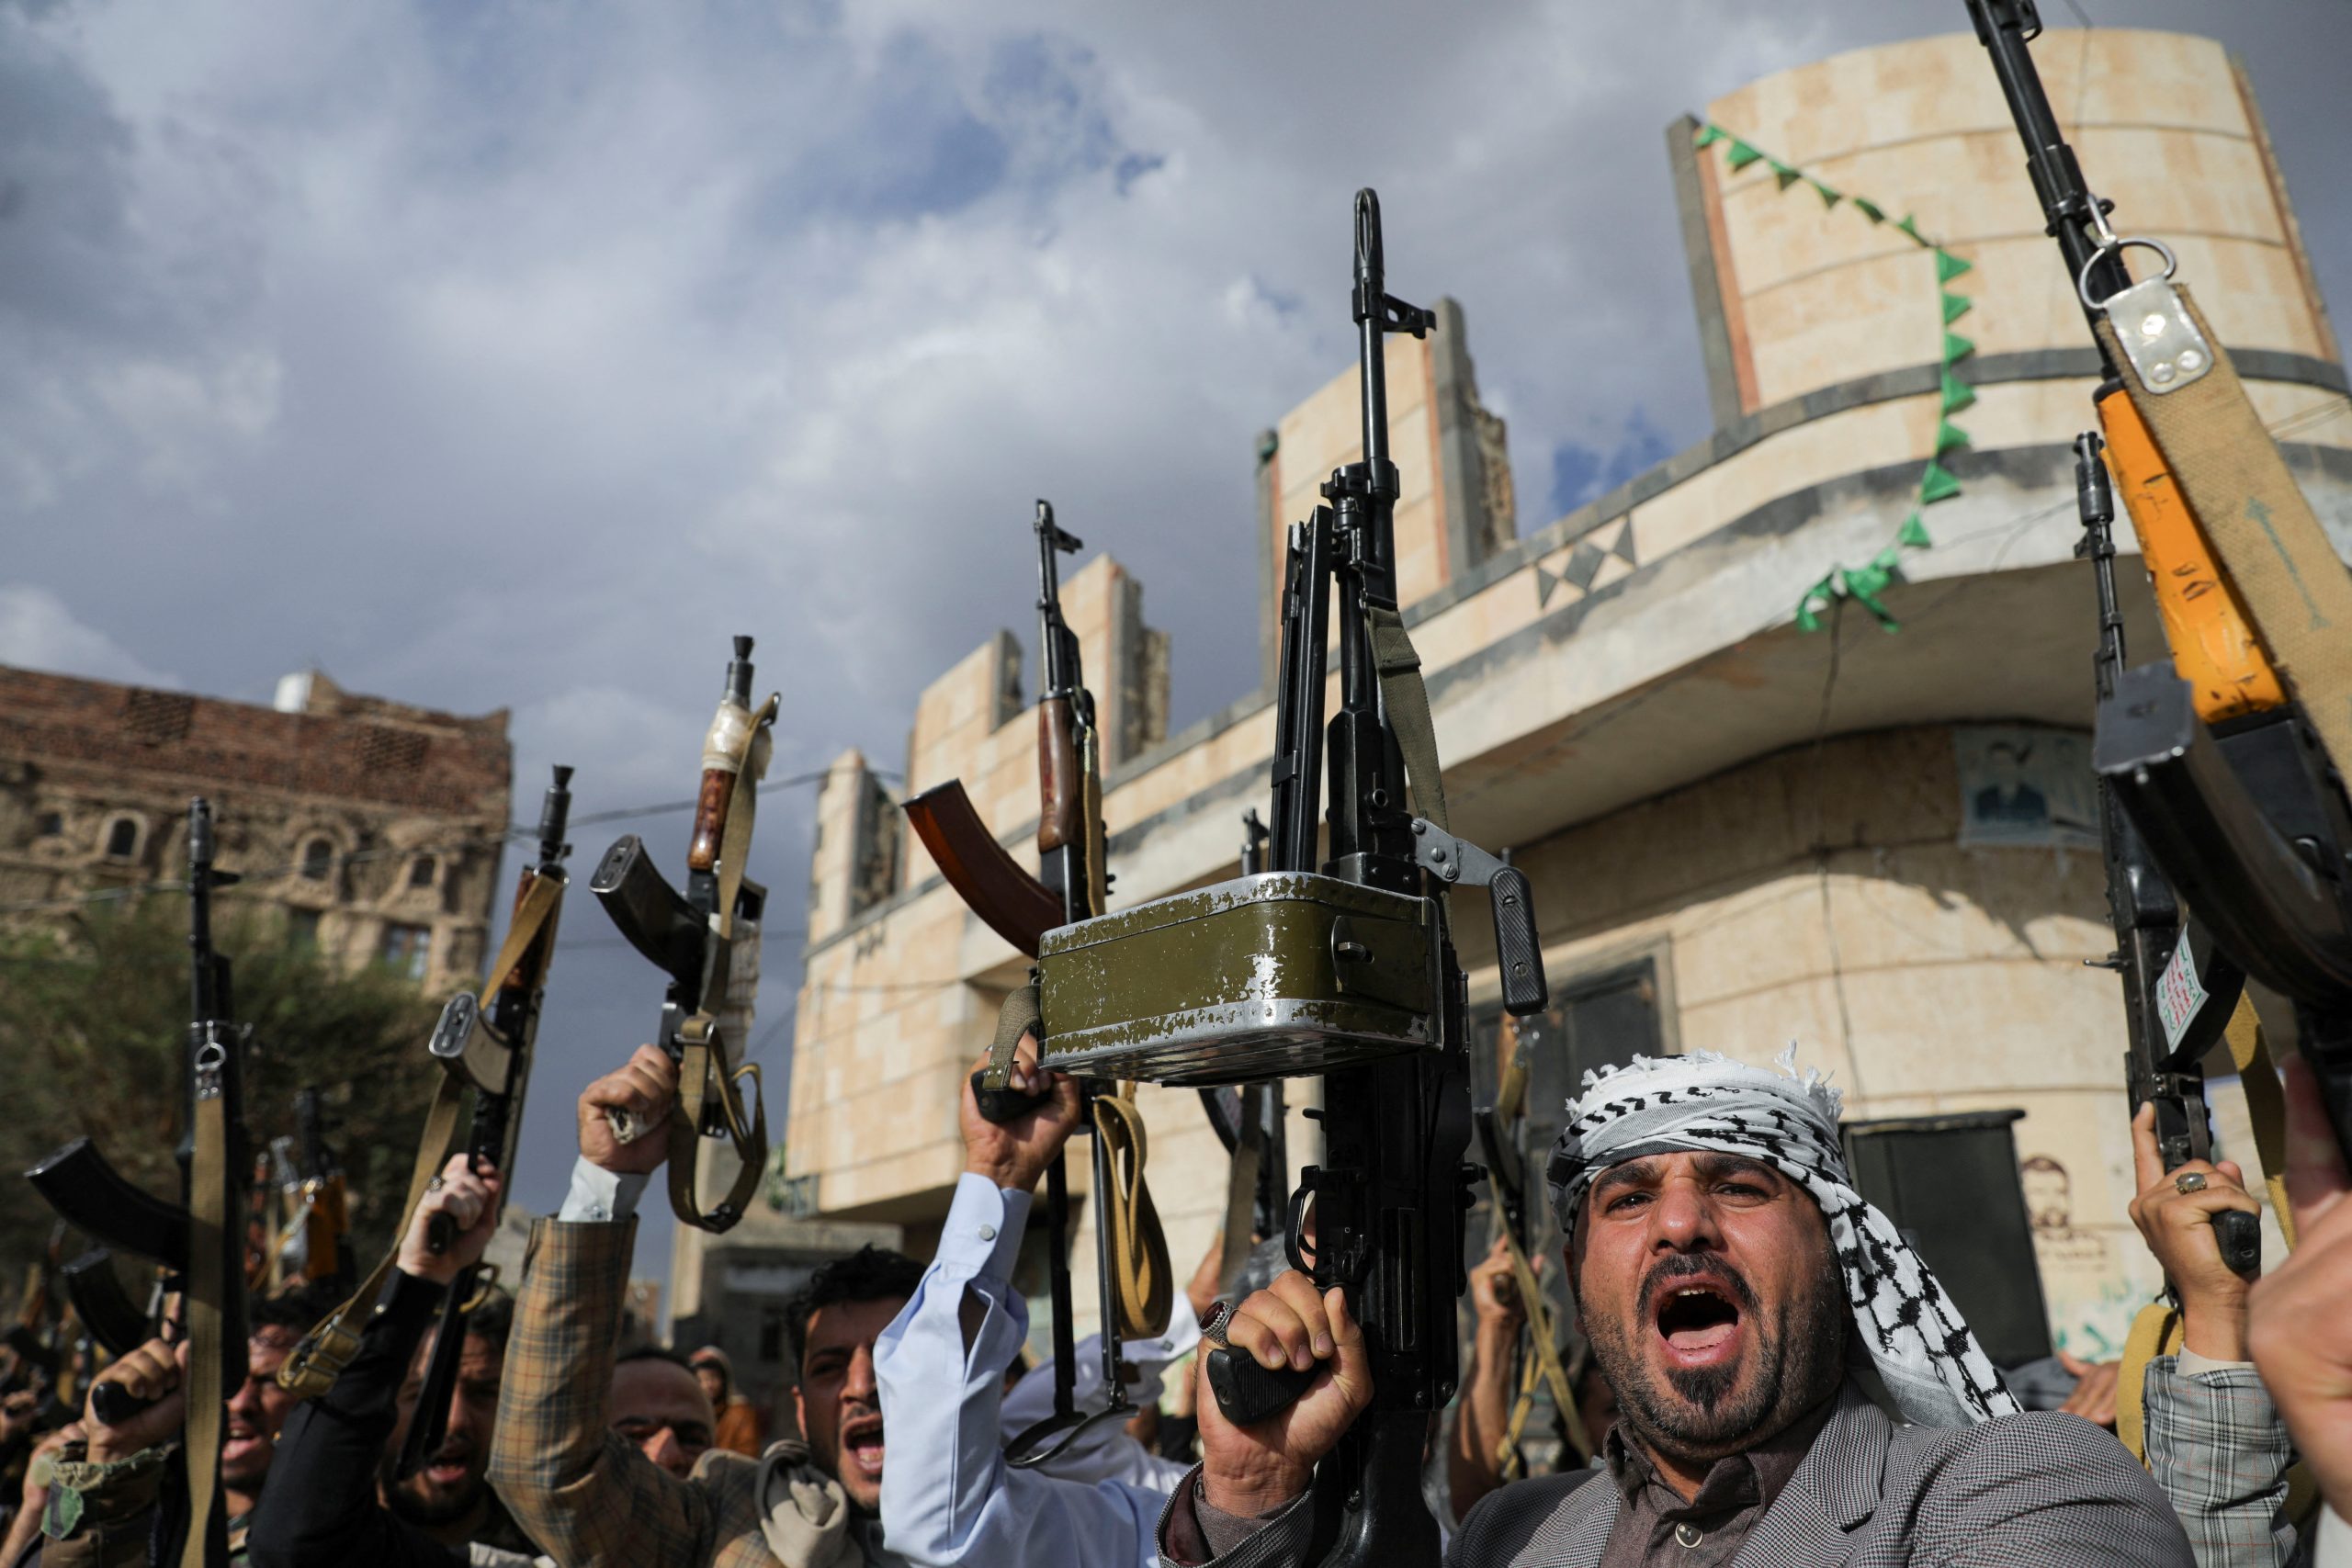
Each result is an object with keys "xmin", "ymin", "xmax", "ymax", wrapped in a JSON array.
[
  {"xmin": 0, "ymin": 664, "xmax": 513, "ymax": 994},
  {"xmin": 782, "ymin": 28, "xmax": 2352, "ymax": 1361}
]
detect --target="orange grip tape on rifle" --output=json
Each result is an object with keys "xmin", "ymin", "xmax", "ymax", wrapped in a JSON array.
[{"xmin": 2098, "ymin": 386, "xmax": 2285, "ymax": 723}]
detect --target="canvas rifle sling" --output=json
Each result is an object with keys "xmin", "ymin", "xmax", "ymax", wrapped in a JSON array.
[
  {"xmin": 2096, "ymin": 288, "xmax": 2352, "ymax": 780},
  {"xmin": 670, "ymin": 694, "xmax": 777, "ymax": 1233},
  {"xmin": 983, "ymin": 985, "xmax": 1041, "ymax": 1092},
  {"xmin": 1216, "ymin": 1090, "xmax": 1264, "ymax": 1290},
  {"xmin": 179, "ymin": 1060, "xmax": 230, "ymax": 1567},
  {"xmin": 1093, "ymin": 1086, "xmax": 1171, "ymax": 1340},
  {"xmin": 1367, "ymin": 604, "xmax": 1448, "ymax": 832},
  {"xmin": 279, "ymin": 874, "xmax": 562, "ymax": 1398},
  {"xmin": 1485, "ymin": 1039, "xmax": 1589, "ymax": 1467}
]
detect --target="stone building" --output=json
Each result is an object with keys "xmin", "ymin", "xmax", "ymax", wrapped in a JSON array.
[
  {"xmin": 0, "ymin": 664, "xmax": 512, "ymax": 994},
  {"xmin": 778, "ymin": 27, "xmax": 2351, "ymax": 1364}
]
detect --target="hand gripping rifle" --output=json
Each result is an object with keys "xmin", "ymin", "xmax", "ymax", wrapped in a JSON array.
[
  {"xmin": 915, "ymin": 502, "xmax": 1170, "ymax": 1468},
  {"xmin": 1969, "ymin": 0, "xmax": 2352, "ymax": 1162},
  {"xmin": 2075, "ymin": 433, "xmax": 2259, "ymax": 1280},
  {"xmin": 392, "ymin": 766, "xmax": 573, "ymax": 1475},
  {"xmin": 1022, "ymin": 191, "xmax": 1547, "ymax": 1566},
  {"xmin": 593, "ymin": 640, "xmax": 775, "ymax": 1232},
  {"xmin": 279, "ymin": 767, "xmax": 573, "ymax": 1403},
  {"xmin": 26, "ymin": 798, "xmax": 251, "ymax": 1567}
]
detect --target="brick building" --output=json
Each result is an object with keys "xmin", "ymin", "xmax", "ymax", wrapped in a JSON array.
[{"xmin": 0, "ymin": 664, "xmax": 513, "ymax": 993}]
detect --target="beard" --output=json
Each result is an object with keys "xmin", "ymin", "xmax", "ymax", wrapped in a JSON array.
[
  {"xmin": 1585, "ymin": 1244, "xmax": 1846, "ymax": 1463},
  {"xmin": 380, "ymin": 1444, "xmax": 484, "ymax": 1528}
]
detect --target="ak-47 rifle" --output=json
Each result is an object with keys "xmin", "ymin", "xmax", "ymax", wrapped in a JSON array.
[
  {"xmin": 268, "ymin": 1089, "xmax": 353, "ymax": 1293},
  {"xmin": 27, "ymin": 798, "xmax": 251, "ymax": 1567},
  {"xmin": 393, "ymin": 765, "xmax": 573, "ymax": 1475},
  {"xmin": 1016, "ymin": 192, "xmax": 1546, "ymax": 1566},
  {"xmin": 281, "ymin": 767, "xmax": 575, "ymax": 1404},
  {"xmin": 594, "ymin": 643, "xmax": 775, "ymax": 1232},
  {"xmin": 919, "ymin": 502, "xmax": 1170, "ymax": 1468},
  {"xmin": 1967, "ymin": 0, "xmax": 2352, "ymax": 1165},
  {"xmin": 2074, "ymin": 432, "xmax": 2259, "ymax": 1280}
]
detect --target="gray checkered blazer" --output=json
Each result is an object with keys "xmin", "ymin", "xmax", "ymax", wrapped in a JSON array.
[{"xmin": 1160, "ymin": 1382, "xmax": 2194, "ymax": 1566}]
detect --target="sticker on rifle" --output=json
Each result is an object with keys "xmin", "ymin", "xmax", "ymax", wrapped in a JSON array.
[{"xmin": 2154, "ymin": 938, "xmax": 2209, "ymax": 1052}]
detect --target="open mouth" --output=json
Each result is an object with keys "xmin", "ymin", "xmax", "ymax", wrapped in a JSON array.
[
  {"xmin": 222, "ymin": 1421, "xmax": 266, "ymax": 1465},
  {"xmin": 1653, "ymin": 1280, "xmax": 1743, "ymax": 1367},
  {"xmin": 839, "ymin": 1413, "xmax": 885, "ymax": 1481}
]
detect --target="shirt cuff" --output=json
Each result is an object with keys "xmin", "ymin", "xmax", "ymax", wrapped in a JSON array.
[
  {"xmin": 557, "ymin": 1157, "xmax": 650, "ymax": 1223},
  {"xmin": 935, "ymin": 1171, "xmax": 1033, "ymax": 1281},
  {"xmin": 2175, "ymin": 1347, "xmax": 2257, "ymax": 1379}
]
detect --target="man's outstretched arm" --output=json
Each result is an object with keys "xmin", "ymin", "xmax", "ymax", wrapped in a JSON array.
[{"xmin": 486, "ymin": 1046, "xmax": 710, "ymax": 1568}]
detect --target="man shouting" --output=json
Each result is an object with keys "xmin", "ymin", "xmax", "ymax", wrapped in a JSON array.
[{"xmin": 1160, "ymin": 1050, "xmax": 2193, "ymax": 1565}]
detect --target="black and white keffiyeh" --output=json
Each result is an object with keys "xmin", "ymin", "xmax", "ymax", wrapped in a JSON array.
[{"xmin": 1544, "ymin": 1046, "xmax": 2018, "ymax": 1429}]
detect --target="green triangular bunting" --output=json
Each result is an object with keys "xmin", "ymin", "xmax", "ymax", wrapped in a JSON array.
[
  {"xmin": 1898, "ymin": 513, "xmax": 1933, "ymax": 548},
  {"xmin": 1895, "ymin": 213, "xmax": 1928, "ymax": 245},
  {"xmin": 1941, "ymin": 291, "xmax": 1973, "ymax": 325},
  {"xmin": 1936, "ymin": 249, "xmax": 1973, "ymax": 283},
  {"xmin": 1726, "ymin": 139, "xmax": 1764, "ymax": 171},
  {"xmin": 1940, "ymin": 370, "xmax": 1976, "ymax": 414},
  {"xmin": 1943, "ymin": 331, "xmax": 1975, "ymax": 364},
  {"xmin": 1919, "ymin": 462, "xmax": 1962, "ymax": 505},
  {"xmin": 1694, "ymin": 123, "xmax": 1726, "ymax": 149},
  {"xmin": 1854, "ymin": 197, "xmax": 1885, "ymax": 224},
  {"xmin": 1936, "ymin": 419, "xmax": 1970, "ymax": 455},
  {"xmin": 1770, "ymin": 160, "xmax": 1802, "ymax": 191},
  {"xmin": 1810, "ymin": 179, "xmax": 1842, "ymax": 209}
]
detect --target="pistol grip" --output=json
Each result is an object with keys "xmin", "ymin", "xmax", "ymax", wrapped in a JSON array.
[
  {"xmin": 970, "ymin": 1069, "xmax": 1050, "ymax": 1127},
  {"xmin": 2213, "ymin": 1208, "xmax": 2261, "ymax": 1281},
  {"xmin": 89, "ymin": 1382, "xmax": 153, "ymax": 1428},
  {"xmin": 1490, "ymin": 865, "xmax": 1547, "ymax": 1016},
  {"xmin": 424, "ymin": 1212, "xmax": 456, "ymax": 1257},
  {"xmin": 1204, "ymin": 1345, "xmax": 1317, "ymax": 1427}
]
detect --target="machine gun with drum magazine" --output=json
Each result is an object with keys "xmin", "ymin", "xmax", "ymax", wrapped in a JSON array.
[{"xmin": 1022, "ymin": 189, "xmax": 1548, "ymax": 1566}]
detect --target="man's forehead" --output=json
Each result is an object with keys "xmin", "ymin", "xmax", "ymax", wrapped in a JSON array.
[
  {"xmin": 1589, "ymin": 1149, "xmax": 1783, "ymax": 1191},
  {"xmin": 804, "ymin": 1293, "xmax": 911, "ymax": 1354}
]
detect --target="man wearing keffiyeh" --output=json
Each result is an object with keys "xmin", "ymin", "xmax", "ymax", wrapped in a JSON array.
[{"xmin": 1157, "ymin": 1047, "xmax": 2196, "ymax": 1567}]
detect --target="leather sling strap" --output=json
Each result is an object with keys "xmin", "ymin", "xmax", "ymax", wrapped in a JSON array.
[
  {"xmin": 2097, "ymin": 288, "xmax": 2352, "ymax": 780},
  {"xmin": 1366, "ymin": 604, "xmax": 1448, "ymax": 831},
  {"xmin": 1091, "ymin": 1087, "xmax": 1172, "ymax": 1340},
  {"xmin": 279, "ymin": 876, "xmax": 562, "ymax": 1398},
  {"xmin": 178, "ymin": 1058, "xmax": 230, "ymax": 1568},
  {"xmin": 1216, "ymin": 1087, "xmax": 1265, "ymax": 1290},
  {"xmin": 670, "ymin": 695, "xmax": 777, "ymax": 1232}
]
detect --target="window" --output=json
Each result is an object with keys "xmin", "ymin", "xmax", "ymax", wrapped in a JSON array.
[
  {"xmin": 35, "ymin": 812, "xmax": 63, "ymax": 839},
  {"xmin": 379, "ymin": 922, "xmax": 432, "ymax": 981},
  {"xmin": 758, "ymin": 1306, "xmax": 787, "ymax": 1368},
  {"xmin": 102, "ymin": 818, "xmax": 140, "ymax": 860},
  {"xmin": 408, "ymin": 855, "xmax": 437, "ymax": 889},
  {"xmin": 300, "ymin": 838, "xmax": 334, "ymax": 882},
  {"xmin": 287, "ymin": 908, "xmax": 321, "ymax": 953}
]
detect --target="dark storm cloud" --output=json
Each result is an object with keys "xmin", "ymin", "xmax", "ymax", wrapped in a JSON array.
[{"xmin": 3, "ymin": 0, "xmax": 2345, "ymax": 1275}]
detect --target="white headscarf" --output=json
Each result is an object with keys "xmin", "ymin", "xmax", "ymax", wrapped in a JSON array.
[{"xmin": 1544, "ymin": 1047, "xmax": 2018, "ymax": 1428}]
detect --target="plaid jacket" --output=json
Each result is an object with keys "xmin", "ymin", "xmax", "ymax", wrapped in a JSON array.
[
  {"xmin": 485, "ymin": 1217, "xmax": 783, "ymax": 1568},
  {"xmin": 2142, "ymin": 1354, "xmax": 2304, "ymax": 1568},
  {"xmin": 1162, "ymin": 1381, "xmax": 2195, "ymax": 1566}
]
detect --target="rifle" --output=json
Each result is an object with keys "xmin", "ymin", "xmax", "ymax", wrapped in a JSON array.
[
  {"xmin": 393, "ymin": 765, "xmax": 572, "ymax": 1476},
  {"xmin": 26, "ymin": 798, "xmax": 251, "ymax": 1567},
  {"xmin": 2074, "ymin": 433, "xmax": 2258, "ymax": 1279},
  {"xmin": 266, "ymin": 1089, "xmax": 353, "ymax": 1294},
  {"xmin": 1968, "ymin": 0, "xmax": 2352, "ymax": 1161},
  {"xmin": 947, "ymin": 502, "xmax": 1171, "ymax": 1468},
  {"xmin": 1023, "ymin": 192, "xmax": 1545, "ymax": 1566},
  {"xmin": 594, "ymin": 640, "xmax": 775, "ymax": 1232}
]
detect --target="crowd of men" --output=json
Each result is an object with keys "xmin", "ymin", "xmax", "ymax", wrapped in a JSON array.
[{"xmin": 0, "ymin": 1030, "xmax": 2346, "ymax": 1568}]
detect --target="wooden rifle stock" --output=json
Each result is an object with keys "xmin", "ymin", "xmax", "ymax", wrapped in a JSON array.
[
  {"xmin": 901, "ymin": 781, "xmax": 1062, "ymax": 959},
  {"xmin": 1036, "ymin": 696, "xmax": 1081, "ymax": 854},
  {"xmin": 687, "ymin": 768, "xmax": 732, "ymax": 873}
]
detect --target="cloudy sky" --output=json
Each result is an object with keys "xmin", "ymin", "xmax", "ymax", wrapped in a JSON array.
[{"xmin": 7, "ymin": 0, "xmax": 2349, "ymax": 1279}]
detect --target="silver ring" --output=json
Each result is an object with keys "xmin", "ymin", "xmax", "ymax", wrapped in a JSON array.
[
  {"xmin": 426, "ymin": 1176, "xmax": 447, "ymax": 1193},
  {"xmin": 2078, "ymin": 236, "xmax": 2178, "ymax": 313},
  {"xmin": 1198, "ymin": 1300, "xmax": 1234, "ymax": 1346},
  {"xmin": 2174, "ymin": 1170, "xmax": 2208, "ymax": 1195}
]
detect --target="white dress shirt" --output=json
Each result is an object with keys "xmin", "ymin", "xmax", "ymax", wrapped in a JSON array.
[
  {"xmin": 875, "ymin": 1172, "xmax": 1169, "ymax": 1568},
  {"xmin": 998, "ymin": 1298, "xmax": 1198, "ymax": 1494}
]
